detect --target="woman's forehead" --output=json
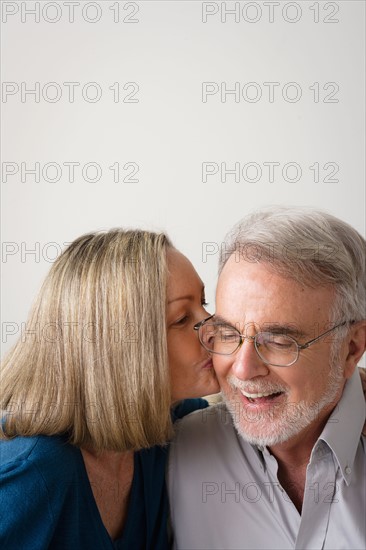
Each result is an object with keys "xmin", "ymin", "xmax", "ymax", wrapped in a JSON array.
[{"xmin": 166, "ymin": 249, "xmax": 204, "ymax": 300}]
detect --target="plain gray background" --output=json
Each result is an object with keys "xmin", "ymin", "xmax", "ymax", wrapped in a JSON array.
[{"xmin": 1, "ymin": 1, "xmax": 365, "ymax": 355}]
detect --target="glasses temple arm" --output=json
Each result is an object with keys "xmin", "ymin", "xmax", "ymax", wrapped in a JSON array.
[{"xmin": 297, "ymin": 321, "xmax": 348, "ymax": 350}]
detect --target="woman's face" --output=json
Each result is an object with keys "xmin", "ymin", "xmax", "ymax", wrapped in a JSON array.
[{"xmin": 166, "ymin": 248, "xmax": 220, "ymax": 402}]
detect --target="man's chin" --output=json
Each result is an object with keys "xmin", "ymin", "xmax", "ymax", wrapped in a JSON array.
[
  {"xmin": 222, "ymin": 392, "xmax": 321, "ymax": 448},
  {"xmin": 232, "ymin": 421, "xmax": 295, "ymax": 448},
  {"xmin": 222, "ymin": 361, "xmax": 345, "ymax": 448}
]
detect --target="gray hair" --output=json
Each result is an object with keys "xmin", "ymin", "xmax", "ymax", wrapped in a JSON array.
[{"xmin": 219, "ymin": 207, "xmax": 365, "ymax": 323}]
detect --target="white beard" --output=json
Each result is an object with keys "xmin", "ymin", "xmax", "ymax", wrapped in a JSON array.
[{"xmin": 222, "ymin": 360, "xmax": 344, "ymax": 448}]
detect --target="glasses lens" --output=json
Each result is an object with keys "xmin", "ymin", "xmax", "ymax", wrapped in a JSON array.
[
  {"xmin": 255, "ymin": 332, "xmax": 298, "ymax": 366},
  {"xmin": 200, "ymin": 323, "xmax": 241, "ymax": 355}
]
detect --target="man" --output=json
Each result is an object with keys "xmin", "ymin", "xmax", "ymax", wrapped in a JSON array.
[{"xmin": 168, "ymin": 207, "xmax": 366, "ymax": 550}]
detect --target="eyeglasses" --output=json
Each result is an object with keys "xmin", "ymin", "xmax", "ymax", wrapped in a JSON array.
[{"xmin": 193, "ymin": 316, "xmax": 349, "ymax": 367}]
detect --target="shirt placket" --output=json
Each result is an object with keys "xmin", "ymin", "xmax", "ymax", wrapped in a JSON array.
[
  {"xmin": 295, "ymin": 442, "xmax": 337, "ymax": 550},
  {"xmin": 262, "ymin": 448, "xmax": 300, "ymax": 546}
]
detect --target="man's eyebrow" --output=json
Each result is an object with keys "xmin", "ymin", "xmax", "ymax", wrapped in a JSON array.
[
  {"xmin": 261, "ymin": 324, "xmax": 305, "ymax": 337},
  {"xmin": 212, "ymin": 316, "xmax": 305, "ymax": 337},
  {"xmin": 212, "ymin": 314, "xmax": 235, "ymax": 326}
]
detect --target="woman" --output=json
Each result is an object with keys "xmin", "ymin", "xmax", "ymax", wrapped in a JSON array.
[{"xmin": 0, "ymin": 229, "xmax": 219, "ymax": 549}]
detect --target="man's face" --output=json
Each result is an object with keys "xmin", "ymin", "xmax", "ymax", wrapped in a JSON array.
[{"xmin": 214, "ymin": 255, "xmax": 348, "ymax": 449}]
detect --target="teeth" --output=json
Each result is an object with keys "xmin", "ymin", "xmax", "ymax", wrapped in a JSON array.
[{"xmin": 241, "ymin": 390, "xmax": 276, "ymax": 399}]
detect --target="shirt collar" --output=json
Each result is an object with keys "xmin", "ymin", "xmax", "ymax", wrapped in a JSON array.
[
  {"xmin": 250, "ymin": 370, "xmax": 365, "ymax": 481},
  {"xmin": 317, "ymin": 369, "xmax": 365, "ymax": 485}
]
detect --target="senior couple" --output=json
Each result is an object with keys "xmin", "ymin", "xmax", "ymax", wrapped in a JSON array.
[{"xmin": 1, "ymin": 207, "xmax": 365, "ymax": 549}]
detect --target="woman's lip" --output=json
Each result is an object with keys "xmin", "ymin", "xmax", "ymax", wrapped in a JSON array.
[{"xmin": 202, "ymin": 359, "xmax": 214, "ymax": 369}]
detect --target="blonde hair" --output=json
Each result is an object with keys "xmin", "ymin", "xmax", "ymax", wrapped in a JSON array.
[{"xmin": 1, "ymin": 229, "xmax": 174, "ymax": 451}]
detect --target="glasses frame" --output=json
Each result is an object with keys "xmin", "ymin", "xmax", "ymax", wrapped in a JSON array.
[{"xmin": 193, "ymin": 315, "xmax": 349, "ymax": 367}]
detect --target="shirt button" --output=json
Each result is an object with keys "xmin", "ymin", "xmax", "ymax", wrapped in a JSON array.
[{"xmin": 345, "ymin": 466, "xmax": 351, "ymax": 475}]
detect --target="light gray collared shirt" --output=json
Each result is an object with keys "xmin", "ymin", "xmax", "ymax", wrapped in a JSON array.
[{"xmin": 168, "ymin": 370, "xmax": 366, "ymax": 549}]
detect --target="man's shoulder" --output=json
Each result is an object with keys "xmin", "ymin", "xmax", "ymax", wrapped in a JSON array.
[
  {"xmin": 321, "ymin": 370, "xmax": 366, "ymax": 466},
  {"xmin": 175, "ymin": 401, "xmax": 232, "ymax": 430},
  {"xmin": 171, "ymin": 402, "xmax": 239, "ymax": 456}
]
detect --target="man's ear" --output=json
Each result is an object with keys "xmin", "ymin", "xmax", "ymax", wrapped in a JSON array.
[{"xmin": 344, "ymin": 321, "xmax": 366, "ymax": 379}]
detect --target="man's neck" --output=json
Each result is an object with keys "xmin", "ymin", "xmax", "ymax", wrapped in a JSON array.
[{"xmin": 268, "ymin": 401, "xmax": 338, "ymax": 513}]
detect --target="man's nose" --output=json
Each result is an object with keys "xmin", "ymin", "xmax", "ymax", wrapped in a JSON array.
[{"xmin": 231, "ymin": 337, "xmax": 269, "ymax": 380}]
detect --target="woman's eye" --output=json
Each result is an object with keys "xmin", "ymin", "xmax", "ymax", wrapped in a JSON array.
[
  {"xmin": 202, "ymin": 300, "xmax": 209, "ymax": 307},
  {"xmin": 174, "ymin": 315, "xmax": 189, "ymax": 326}
]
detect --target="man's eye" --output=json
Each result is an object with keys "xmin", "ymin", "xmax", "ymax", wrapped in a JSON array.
[
  {"xmin": 220, "ymin": 332, "xmax": 239, "ymax": 342},
  {"xmin": 260, "ymin": 334, "xmax": 294, "ymax": 349},
  {"xmin": 202, "ymin": 300, "xmax": 209, "ymax": 307},
  {"xmin": 270, "ymin": 341, "xmax": 293, "ymax": 349}
]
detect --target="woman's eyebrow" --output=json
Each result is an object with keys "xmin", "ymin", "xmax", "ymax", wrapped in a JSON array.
[
  {"xmin": 167, "ymin": 295, "xmax": 194, "ymax": 305},
  {"xmin": 168, "ymin": 284, "xmax": 206, "ymax": 305}
]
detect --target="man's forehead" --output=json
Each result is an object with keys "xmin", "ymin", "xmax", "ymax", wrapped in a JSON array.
[
  {"xmin": 218, "ymin": 256, "xmax": 312, "ymax": 292},
  {"xmin": 217, "ymin": 256, "xmax": 288, "ymax": 290},
  {"xmin": 216, "ymin": 257, "xmax": 336, "ymax": 325}
]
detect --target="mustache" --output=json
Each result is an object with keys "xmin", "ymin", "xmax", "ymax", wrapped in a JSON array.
[{"xmin": 227, "ymin": 375, "xmax": 288, "ymax": 395}]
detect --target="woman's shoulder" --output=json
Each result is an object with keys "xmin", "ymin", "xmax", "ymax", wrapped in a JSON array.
[
  {"xmin": 0, "ymin": 433, "xmax": 95, "ymax": 547},
  {"xmin": 171, "ymin": 397, "xmax": 209, "ymax": 421},
  {"xmin": 0, "ymin": 432, "xmax": 81, "ymax": 480},
  {"xmin": 1, "ymin": 433, "xmax": 87, "ymax": 524}
]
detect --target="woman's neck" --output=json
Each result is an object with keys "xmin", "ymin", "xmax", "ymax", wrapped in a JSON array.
[{"xmin": 81, "ymin": 447, "xmax": 135, "ymax": 541}]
